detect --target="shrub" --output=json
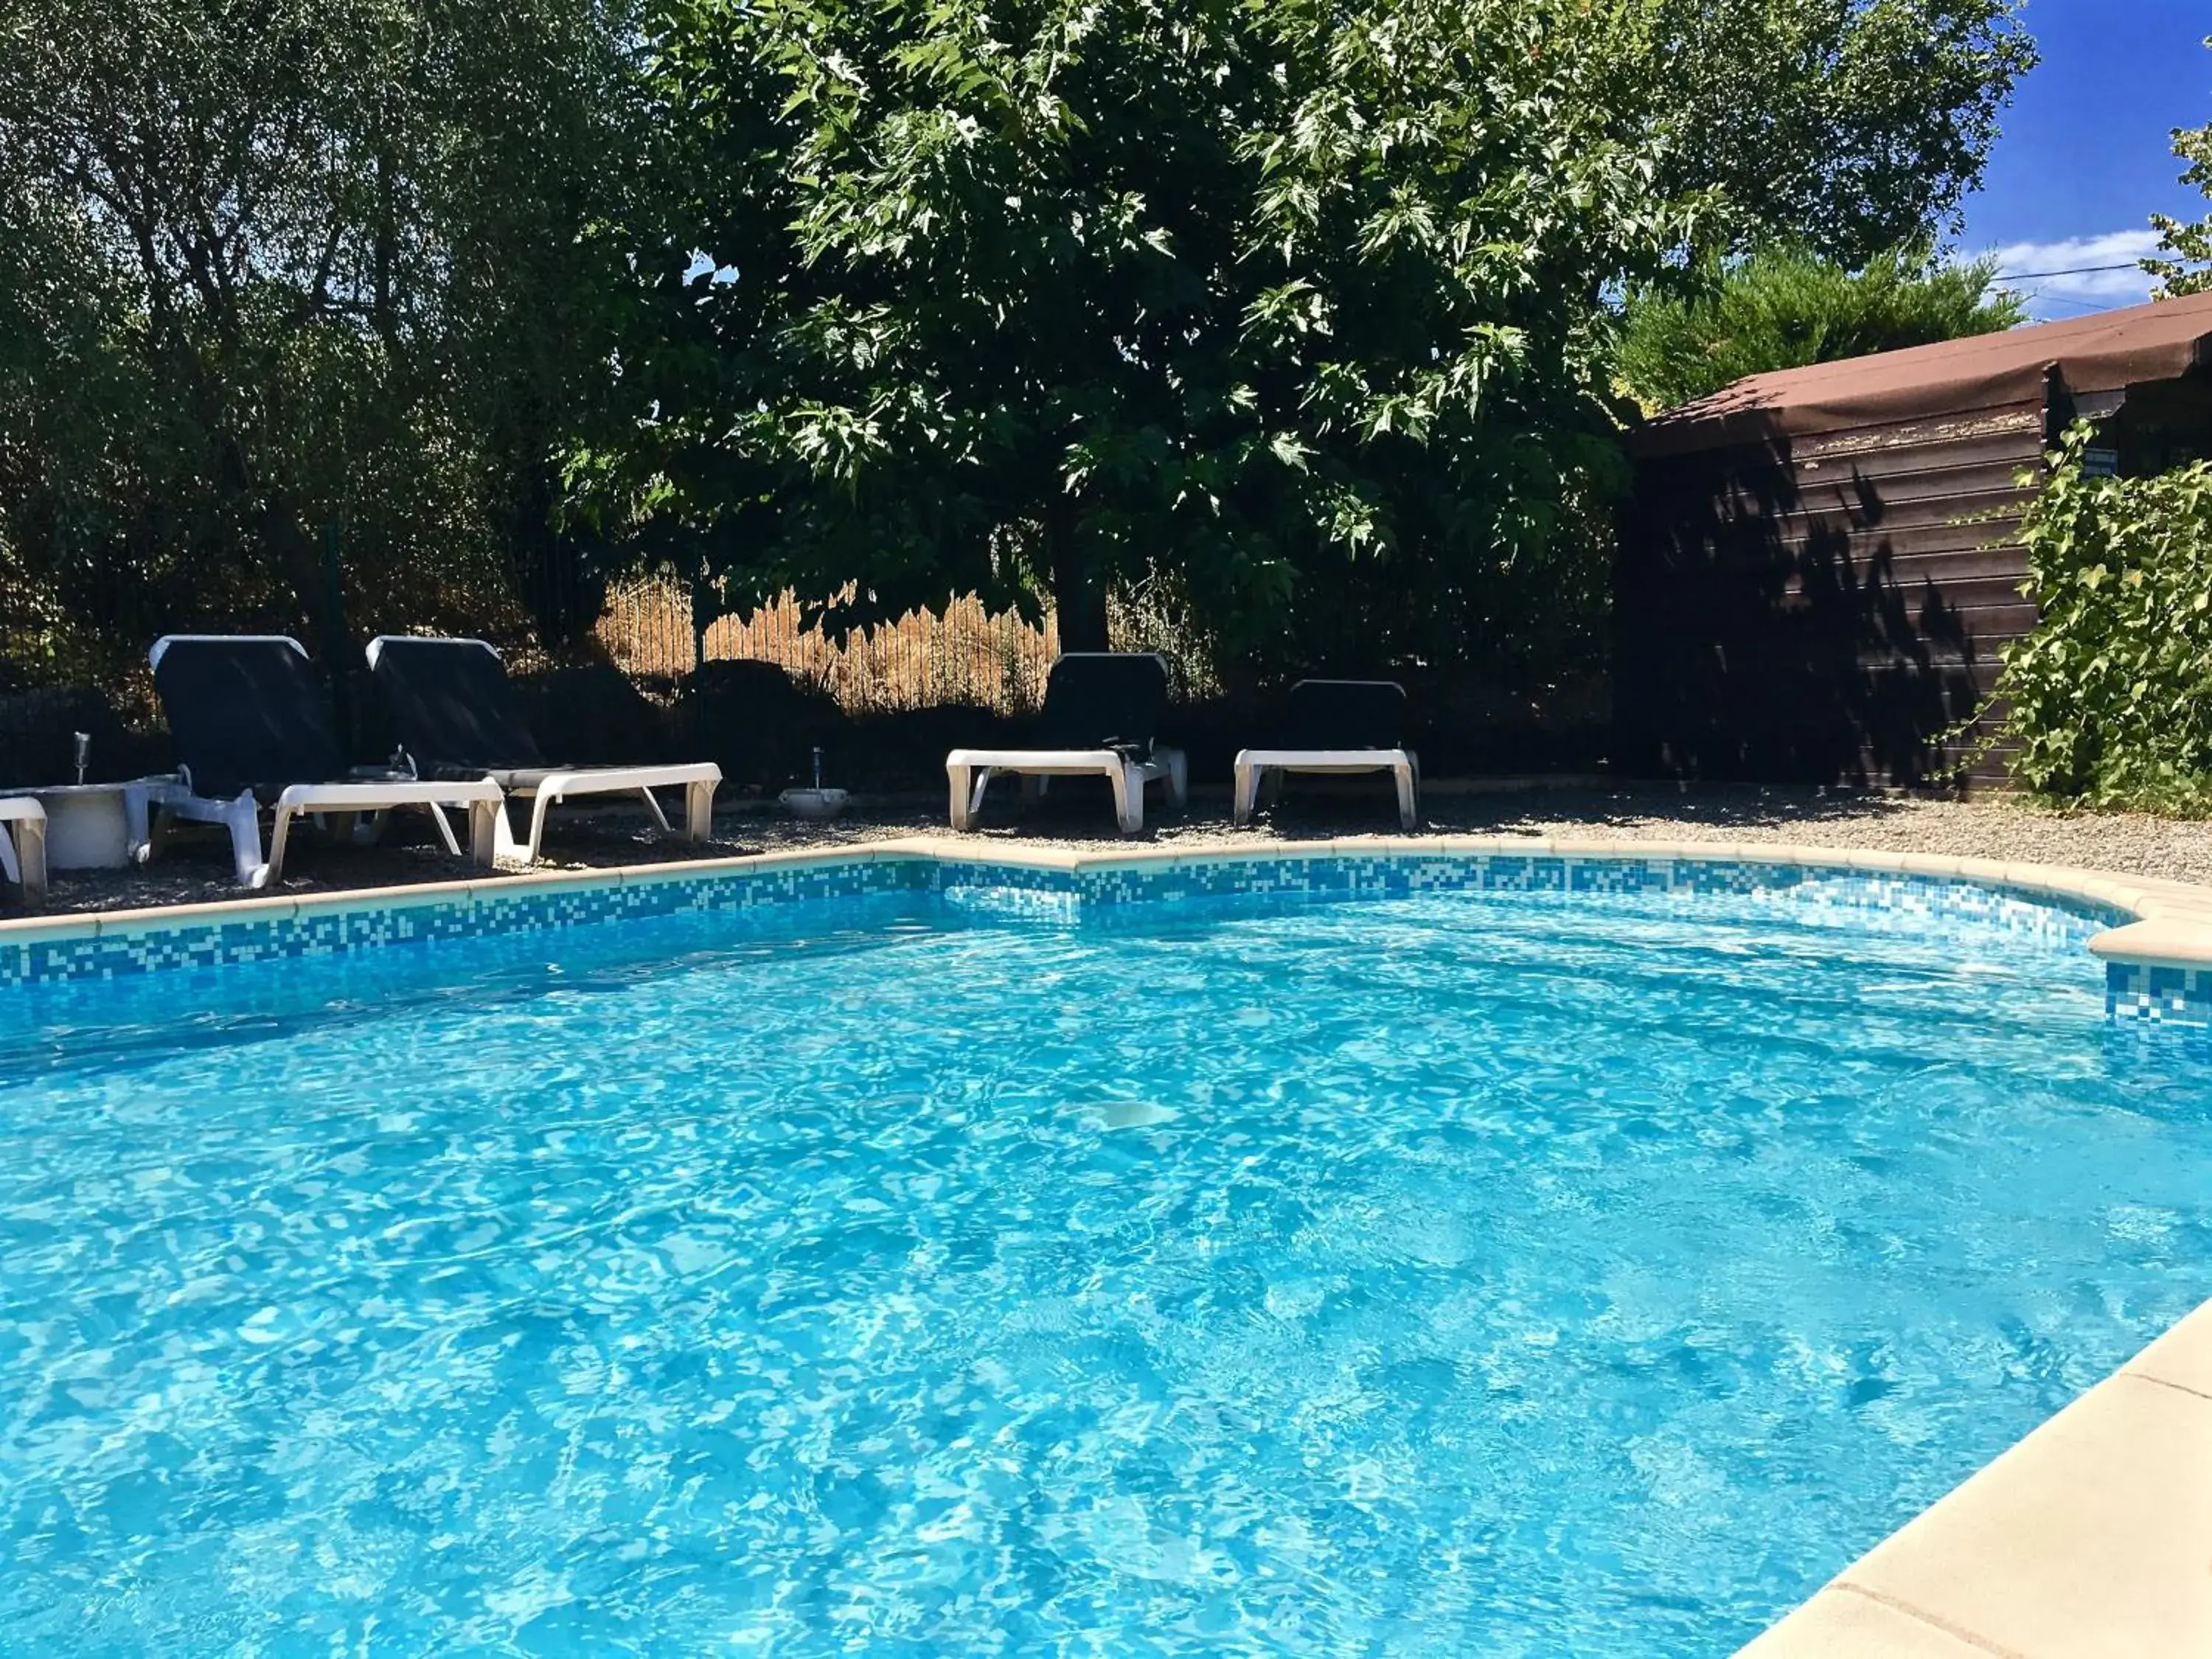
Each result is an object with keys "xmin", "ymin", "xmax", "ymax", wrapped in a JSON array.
[
  {"xmin": 1984, "ymin": 425, "xmax": 2212, "ymax": 810},
  {"xmin": 1617, "ymin": 243, "xmax": 2024, "ymax": 415}
]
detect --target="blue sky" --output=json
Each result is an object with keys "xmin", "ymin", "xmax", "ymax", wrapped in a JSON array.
[{"xmin": 1960, "ymin": 0, "xmax": 2211, "ymax": 317}]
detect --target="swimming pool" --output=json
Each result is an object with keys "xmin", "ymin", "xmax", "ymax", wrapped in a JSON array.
[{"xmin": 3, "ymin": 855, "xmax": 2208, "ymax": 1655}]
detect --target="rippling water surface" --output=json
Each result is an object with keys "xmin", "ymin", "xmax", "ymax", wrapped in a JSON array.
[{"xmin": 4, "ymin": 883, "xmax": 2211, "ymax": 1657}]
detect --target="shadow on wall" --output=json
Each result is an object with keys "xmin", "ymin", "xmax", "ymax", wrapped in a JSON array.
[{"xmin": 1613, "ymin": 425, "xmax": 2030, "ymax": 787}]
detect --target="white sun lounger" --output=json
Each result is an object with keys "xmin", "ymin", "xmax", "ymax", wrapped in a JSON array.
[
  {"xmin": 475, "ymin": 763, "xmax": 720, "ymax": 864},
  {"xmin": 0, "ymin": 796, "xmax": 48, "ymax": 907},
  {"xmin": 147, "ymin": 635, "xmax": 504, "ymax": 889},
  {"xmin": 947, "ymin": 745, "xmax": 1189, "ymax": 835},
  {"xmin": 138, "ymin": 773, "xmax": 504, "ymax": 891},
  {"xmin": 945, "ymin": 652, "xmax": 1187, "ymax": 836},
  {"xmin": 1233, "ymin": 679, "xmax": 1420, "ymax": 830},
  {"xmin": 366, "ymin": 636, "xmax": 720, "ymax": 864},
  {"xmin": 1234, "ymin": 749, "xmax": 1419, "ymax": 829}
]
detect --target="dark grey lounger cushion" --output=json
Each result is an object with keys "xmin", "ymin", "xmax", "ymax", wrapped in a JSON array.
[
  {"xmin": 1037, "ymin": 652, "xmax": 1169, "ymax": 759},
  {"xmin": 152, "ymin": 636, "xmax": 349, "ymax": 802},
  {"xmin": 370, "ymin": 637, "xmax": 551, "ymax": 779},
  {"xmin": 1279, "ymin": 679, "xmax": 1407, "ymax": 751}
]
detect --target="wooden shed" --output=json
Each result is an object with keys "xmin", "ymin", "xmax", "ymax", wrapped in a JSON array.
[{"xmin": 1613, "ymin": 290, "xmax": 2212, "ymax": 785}]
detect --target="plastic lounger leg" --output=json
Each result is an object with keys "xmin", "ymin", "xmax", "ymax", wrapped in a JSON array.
[
  {"xmin": 1232, "ymin": 760, "xmax": 1259, "ymax": 827},
  {"xmin": 490, "ymin": 799, "xmax": 524, "ymax": 861},
  {"xmin": 524, "ymin": 790, "xmax": 560, "ymax": 863},
  {"xmin": 1167, "ymin": 749, "xmax": 1189, "ymax": 812},
  {"xmin": 251, "ymin": 800, "xmax": 287, "ymax": 889},
  {"xmin": 140, "ymin": 805, "xmax": 173, "ymax": 863},
  {"xmin": 22, "ymin": 818, "xmax": 44, "ymax": 903},
  {"xmin": 468, "ymin": 800, "xmax": 499, "ymax": 868},
  {"xmin": 424, "ymin": 802, "xmax": 462, "ymax": 857},
  {"xmin": 685, "ymin": 779, "xmax": 714, "ymax": 842},
  {"xmin": 1394, "ymin": 761, "xmax": 1417, "ymax": 831},
  {"xmin": 1113, "ymin": 762, "xmax": 1144, "ymax": 836},
  {"xmin": 123, "ymin": 785, "xmax": 153, "ymax": 862},
  {"xmin": 947, "ymin": 764, "xmax": 973, "ymax": 831},
  {"xmin": 21, "ymin": 815, "xmax": 44, "ymax": 904},
  {"xmin": 0, "ymin": 822, "xmax": 18, "ymax": 886},
  {"xmin": 638, "ymin": 788, "xmax": 674, "ymax": 835},
  {"xmin": 10, "ymin": 816, "xmax": 42, "ymax": 907},
  {"xmin": 223, "ymin": 791, "xmax": 267, "ymax": 886}
]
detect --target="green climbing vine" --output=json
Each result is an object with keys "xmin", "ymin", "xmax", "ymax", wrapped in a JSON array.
[{"xmin": 1982, "ymin": 423, "xmax": 2212, "ymax": 810}]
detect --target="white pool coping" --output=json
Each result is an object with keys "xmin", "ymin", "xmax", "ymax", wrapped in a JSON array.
[{"xmin": 5, "ymin": 830, "xmax": 2211, "ymax": 1653}]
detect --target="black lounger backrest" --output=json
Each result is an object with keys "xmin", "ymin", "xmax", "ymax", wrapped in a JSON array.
[
  {"xmin": 1038, "ymin": 652, "xmax": 1169, "ymax": 757},
  {"xmin": 1280, "ymin": 679, "xmax": 1406, "ymax": 751},
  {"xmin": 367, "ymin": 636, "xmax": 548, "ymax": 777},
  {"xmin": 150, "ymin": 635, "xmax": 347, "ymax": 799}
]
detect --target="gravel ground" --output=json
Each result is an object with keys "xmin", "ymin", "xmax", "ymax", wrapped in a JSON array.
[{"xmin": 19, "ymin": 779, "xmax": 2212, "ymax": 917}]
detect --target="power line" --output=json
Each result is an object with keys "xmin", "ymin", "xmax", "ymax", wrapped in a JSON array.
[
  {"xmin": 2021, "ymin": 290, "xmax": 2140, "ymax": 317},
  {"xmin": 1993, "ymin": 261, "xmax": 2143, "ymax": 281}
]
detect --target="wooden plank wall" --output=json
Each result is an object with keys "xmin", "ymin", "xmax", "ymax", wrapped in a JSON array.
[{"xmin": 1613, "ymin": 403, "xmax": 2048, "ymax": 785}]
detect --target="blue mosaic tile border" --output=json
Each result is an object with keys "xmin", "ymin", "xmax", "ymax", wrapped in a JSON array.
[
  {"xmin": 1060, "ymin": 853, "xmax": 2121, "ymax": 945},
  {"xmin": 2105, "ymin": 961, "xmax": 2212, "ymax": 1026},
  {"xmin": 933, "ymin": 858, "xmax": 1082, "ymax": 921},
  {"xmin": 0, "ymin": 855, "xmax": 918, "ymax": 987},
  {"xmin": 0, "ymin": 847, "xmax": 2134, "ymax": 995}
]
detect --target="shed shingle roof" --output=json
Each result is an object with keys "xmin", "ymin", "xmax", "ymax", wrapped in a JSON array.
[{"xmin": 1630, "ymin": 288, "xmax": 2212, "ymax": 457}]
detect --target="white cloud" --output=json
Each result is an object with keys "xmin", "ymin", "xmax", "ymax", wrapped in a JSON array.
[{"xmin": 1962, "ymin": 230, "xmax": 2167, "ymax": 320}]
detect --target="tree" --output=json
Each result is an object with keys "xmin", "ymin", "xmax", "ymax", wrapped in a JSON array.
[
  {"xmin": 1616, "ymin": 244, "xmax": 2026, "ymax": 414},
  {"xmin": 585, "ymin": 0, "xmax": 2037, "ymax": 683},
  {"xmin": 1607, "ymin": 0, "xmax": 2035, "ymax": 270},
  {"xmin": 0, "ymin": 0, "xmax": 646, "ymax": 693},
  {"xmin": 588, "ymin": 0, "xmax": 1694, "ymax": 672},
  {"xmin": 2146, "ymin": 38, "xmax": 2212, "ymax": 299}
]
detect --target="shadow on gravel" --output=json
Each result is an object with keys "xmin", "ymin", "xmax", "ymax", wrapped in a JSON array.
[
  {"xmin": 833, "ymin": 779, "xmax": 1920, "ymax": 844},
  {"xmin": 1437, "ymin": 784, "xmax": 1916, "ymax": 838}
]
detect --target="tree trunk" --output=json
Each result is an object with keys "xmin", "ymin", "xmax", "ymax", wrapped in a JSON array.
[
  {"xmin": 1046, "ymin": 495, "xmax": 1108, "ymax": 652},
  {"xmin": 372, "ymin": 146, "xmax": 396, "ymax": 347}
]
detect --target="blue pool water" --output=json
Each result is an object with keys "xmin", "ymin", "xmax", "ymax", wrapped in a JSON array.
[{"xmin": 3, "ymin": 877, "xmax": 2210, "ymax": 1657}]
